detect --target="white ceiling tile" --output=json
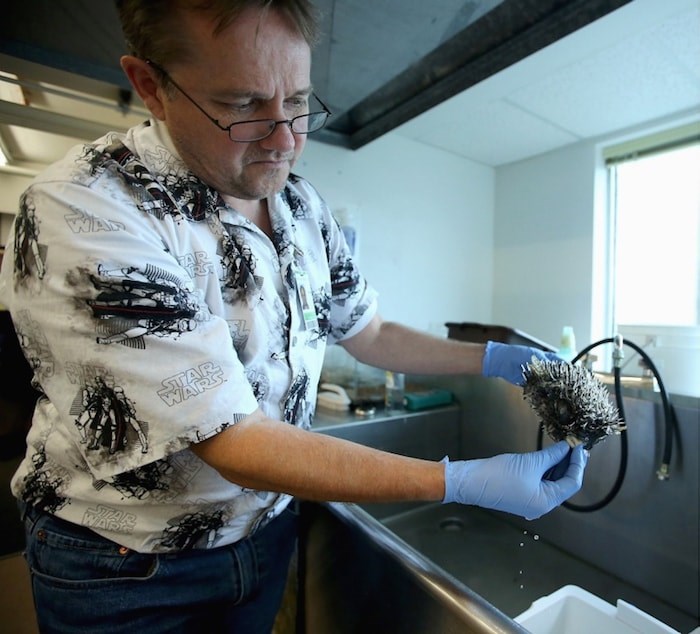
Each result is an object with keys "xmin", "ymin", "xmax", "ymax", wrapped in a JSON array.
[
  {"xmin": 653, "ymin": 7, "xmax": 700, "ymax": 82},
  {"xmin": 399, "ymin": 100, "xmax": 579, "ymax": 165},
  {"xmin": 506, "ymin": 8, "xmax": 700, "ymax": 138}
]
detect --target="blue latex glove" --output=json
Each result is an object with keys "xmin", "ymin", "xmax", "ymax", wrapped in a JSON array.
[
  {"xmin": 442, "ymin": 441, "xmax": 588, "ymax": 520},
  {"xmin": 482, "ymin": 340, "xmax": 562, "ymax": 386}
]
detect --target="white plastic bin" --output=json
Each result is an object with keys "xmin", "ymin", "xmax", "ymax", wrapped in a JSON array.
[{"xmin": 515, "ymin": 585, "xmax": 680, "ymax": 634}]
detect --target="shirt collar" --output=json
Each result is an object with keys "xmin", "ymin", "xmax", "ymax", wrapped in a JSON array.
[{"xmin": 130, "ymin": 119, "xmax": 226, "ymax": 222}]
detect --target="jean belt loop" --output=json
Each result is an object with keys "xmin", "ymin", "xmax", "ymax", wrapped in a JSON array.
[{"xmin": 18, "ymin": 501, "xmax": 40, "ymax": 532}]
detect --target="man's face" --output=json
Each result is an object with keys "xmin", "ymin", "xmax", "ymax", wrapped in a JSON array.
[{"xmin": 157, "ymin": 8, "xmax": 313, "ymax": 203}]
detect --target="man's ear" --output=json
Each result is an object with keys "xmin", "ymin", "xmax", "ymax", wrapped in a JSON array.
[{"xmin": 119, "ymin": 56, "xmax": 167, "ymax": 120}]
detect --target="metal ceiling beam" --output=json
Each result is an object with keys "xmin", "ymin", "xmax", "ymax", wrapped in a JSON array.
[
  {"xmin": 0, "ymin": 53, "xmax": 132, "ymax": 105},
  {"xmin": 0, "ymin": 162, "xmax": 42, "ymax": 178},
  {"xmin": 0, "ymin": 99, "xmax": 126, "ymax": 140}
]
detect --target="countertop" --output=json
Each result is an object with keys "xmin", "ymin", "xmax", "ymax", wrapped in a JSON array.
[{"xmin": 311, "ymin": 403, "xmax": 460, "ymax": 432}]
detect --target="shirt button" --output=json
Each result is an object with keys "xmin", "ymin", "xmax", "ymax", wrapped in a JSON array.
[{"xmin": 118, "ymin": 546, "xmax": 129, "ymax": 555}]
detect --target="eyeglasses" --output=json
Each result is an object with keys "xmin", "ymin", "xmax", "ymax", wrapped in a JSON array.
[{"xmin": 146, "ymin": 60, "xmax": 331, "ymax": 143}]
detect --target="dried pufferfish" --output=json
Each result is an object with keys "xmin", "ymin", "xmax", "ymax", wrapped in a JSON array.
[{"xmin": 522, "ymin": 358, "xmax": 625, "ymax": 449}]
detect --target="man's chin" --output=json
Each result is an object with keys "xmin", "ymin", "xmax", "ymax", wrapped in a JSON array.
[
  {"xmin": 219, "ymin": 161, "xmax": 293, "ymax": 199},
  {"xmin": 249, "ymin": 167, "xmax": 291, "ymax": 195},
  {"xmin": 226, "ymin": 181, "xmax": 288, "ymax": 202}
]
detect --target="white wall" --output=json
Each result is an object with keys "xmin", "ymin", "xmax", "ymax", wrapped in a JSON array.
[
  {"xmin": 298, "ymin": 134, "xmax": 495, "ymax": 332},
  {"xmin": 492, "ymin": 142, "xmax": 598, "ymax": 349}
]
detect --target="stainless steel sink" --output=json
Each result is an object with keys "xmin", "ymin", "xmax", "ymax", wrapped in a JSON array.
[{"xmin": 368, "ymin": 501, "xmax": 693, "ymax": 629}]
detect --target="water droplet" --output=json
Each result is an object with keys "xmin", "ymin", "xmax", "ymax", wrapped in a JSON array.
[
  {"xmin": 533, "ymin": 534, "xmax": 540, "ymax": 541},
  {"xmin": 519, "ymin": 584, "xmax": 524, "ymax": 589},
  {"xmin": 519, "ymin": 542, "xmax": 524, "ymax": 547}
]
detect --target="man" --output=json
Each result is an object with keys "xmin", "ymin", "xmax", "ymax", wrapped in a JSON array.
[{"xmin": 0, "ymin": 1, "xmax": 587, "ymax": 632}]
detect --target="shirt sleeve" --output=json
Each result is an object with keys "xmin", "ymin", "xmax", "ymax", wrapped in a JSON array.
[{"xmin": 2, "ymin": 176, "xmax": 259, "ymax": 481}]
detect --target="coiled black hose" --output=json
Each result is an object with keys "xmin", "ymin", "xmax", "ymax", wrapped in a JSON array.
[{"xmin": 537, "ymin": 336, "xmax": 674, "ymax": 512}]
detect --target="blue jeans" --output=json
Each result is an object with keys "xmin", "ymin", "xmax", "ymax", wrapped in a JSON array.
[{"xmin": 21, "ymin": 503, "xmax": 298, "ymax": 634}]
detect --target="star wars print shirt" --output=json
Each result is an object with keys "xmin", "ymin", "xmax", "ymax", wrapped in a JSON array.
[{"xmin": 0, "ymin": 119, "xmax": 377, "ymax": 552}]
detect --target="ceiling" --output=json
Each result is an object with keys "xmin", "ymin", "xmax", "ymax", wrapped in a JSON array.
[{"xmin": 0, "ymin": 0, "xmax": 699, "ymax": 175}]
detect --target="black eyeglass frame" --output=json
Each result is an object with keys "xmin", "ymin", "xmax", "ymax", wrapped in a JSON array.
[{"xmin": 145, "ymin": 59, "xmax": 332, "ymax": 142}]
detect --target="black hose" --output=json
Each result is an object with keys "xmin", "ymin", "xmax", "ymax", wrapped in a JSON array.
[
  {"xmin": 574, "ymin": 337, "xmax": 674, "ymax": 476},
  {"xmin": 537, "ymin": 336, "xmax": 674, "ymax": 513}
]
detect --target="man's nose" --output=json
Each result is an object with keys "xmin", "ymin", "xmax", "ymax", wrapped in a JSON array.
[{"xmin": 260, "ymin": 118, "xmax": 297, "ymax": 153}]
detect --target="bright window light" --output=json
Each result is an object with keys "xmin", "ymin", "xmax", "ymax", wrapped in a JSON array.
[{"xmin": 612, "ymin": 143, "xmax": 700, "ymax": 327}]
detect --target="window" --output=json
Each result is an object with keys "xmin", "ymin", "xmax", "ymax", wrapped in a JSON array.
[
  {"xmin": 610, "ymin": 142, "xmax": 700, "ymax": 326},
  {"xmin": 603, "ymin": 124, "xmax": 700, "ymax": 397}
]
